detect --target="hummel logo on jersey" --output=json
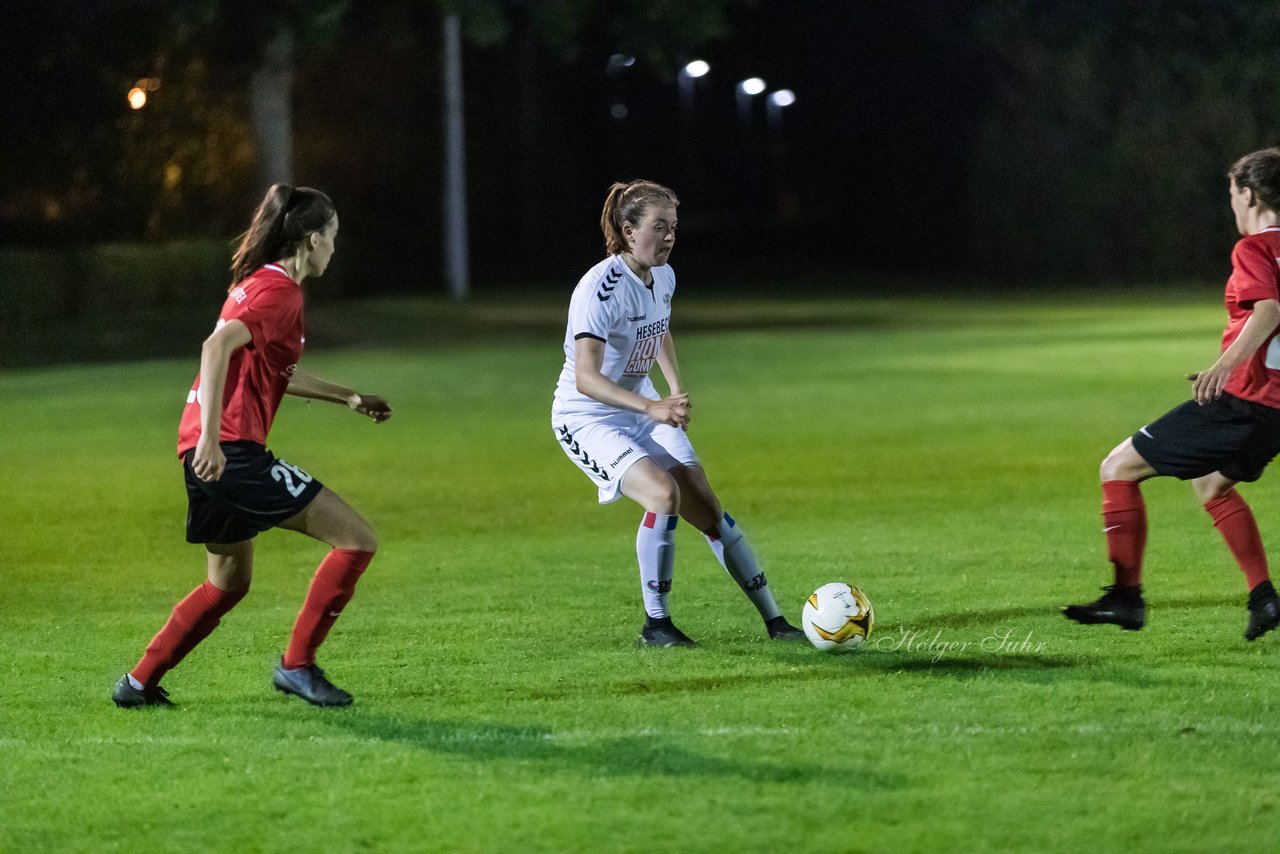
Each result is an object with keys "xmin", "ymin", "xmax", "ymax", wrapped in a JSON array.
[
  {"xmin": 596, "ymin": 267, "xmax": 623, "ymax": 302},
  {"xmin": 628, "ymin": 314, "xmax": 647, "ymax": 322}
]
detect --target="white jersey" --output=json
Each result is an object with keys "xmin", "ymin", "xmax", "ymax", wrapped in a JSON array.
[{"xmin": 553, "ymin": 255, "xmax": 676, "ymax": 417}]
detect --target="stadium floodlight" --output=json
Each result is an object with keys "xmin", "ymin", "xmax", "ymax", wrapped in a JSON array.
[
  {"xmin": 678, "ymin": 60, "xmax": 711, "ymax": 128},
  {"xmin": 736, "ymin": 78, "xmax": 767, "ymax": 131},
  {"xmin": 682, "ymin": 60, "xmax": 710, "ymax": 79},
  {"xmin": 768, "ymin": 89, "xmax": 796, "ymax": 108},
  {"xmin": 766, "ymin": 89, "xmax": 797, "ymax": 155}
]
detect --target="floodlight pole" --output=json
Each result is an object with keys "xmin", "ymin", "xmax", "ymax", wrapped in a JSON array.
[{"xmin": 442, "ymin": 14, "xmax": 470, "ymax": 300}]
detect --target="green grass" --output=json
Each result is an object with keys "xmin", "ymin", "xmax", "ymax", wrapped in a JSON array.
[{"xmin": 3, "ymin": 289, "xmax": 1280, "ymax": 852}]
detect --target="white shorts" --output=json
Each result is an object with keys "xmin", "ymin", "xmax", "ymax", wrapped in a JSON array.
[{"xmin": 552, "ymin": 409, "xmax": 700, "ymax": 504}]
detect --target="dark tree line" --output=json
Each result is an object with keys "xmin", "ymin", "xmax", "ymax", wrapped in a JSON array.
[
  {"xmin": 968, "ymin": 0, "xmax": 1280, "ymax": 281},
  {"xmin": 4, "ymin": 1, "xmax": 1280, "ymax": 289}
]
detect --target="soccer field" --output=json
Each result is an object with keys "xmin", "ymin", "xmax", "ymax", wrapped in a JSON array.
[{"xmin": 2, "ymin": 290, "xmax": 1278, "ymax": 852}]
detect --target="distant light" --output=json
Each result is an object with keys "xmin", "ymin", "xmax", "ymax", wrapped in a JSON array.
[
  {"xmin": 768, "ymin": 89, "xmax": 796, "ymax": 108},
  {"xmin": 128, "ymin": 87, "xmax": 147, "ymax": 109},
  {"xmin": 739, "ymin": 78, "xmax": 766, "ymax": 96},
  {"xmin": 682, "ymin": 60, "xmax": 710, "ymax": 79},
  {"xmin": 163, "ymin": 162, "xmax": 182, "ymax": 189},
  {"xmin": 607, "ymin": 53, "xmax": 636, "ymax": 73},
  {"xmin": 610, "ymin": 103, "xmax": 629, "ymax": 120}
]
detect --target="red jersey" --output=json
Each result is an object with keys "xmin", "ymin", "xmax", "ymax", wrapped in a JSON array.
[
  {"xmin": 177, "ymin": 264, "xmax": 305, "ymax": 455},
  {"xmin": 1222, "ymin": 226, "xmax": 1280, "ymax": 409}
]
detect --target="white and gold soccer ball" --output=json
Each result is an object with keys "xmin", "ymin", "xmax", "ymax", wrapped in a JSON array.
[{"xmin": 801, "ymin": 582, "xmax": 874, "ymax": 653}]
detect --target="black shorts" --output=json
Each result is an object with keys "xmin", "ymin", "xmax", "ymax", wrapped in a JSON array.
[
  {"xmin": 183, "ymin": 441, "xmax": 324, "ymax": 544},
  {"xmin": 1131, "ymin": 393, "xmax": 1280, "ymax": 483}
]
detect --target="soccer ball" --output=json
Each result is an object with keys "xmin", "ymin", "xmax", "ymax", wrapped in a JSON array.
[{"xmin": 801, "ymin": 582, "xmax": 874, "ymax": 653}]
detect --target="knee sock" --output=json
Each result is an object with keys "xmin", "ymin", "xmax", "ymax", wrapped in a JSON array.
[
  {"xmin": 131, "ymin": 581, "xmax": 246, "ymax": 687},
  {"xmin": 1205, "ymin": 489, "xmax": 1270, "ymax": 591},
  {"xmin": 703, "ymin": 512, "xmax": 782, "ymax": 620},
  {"xmin": 283, "ymin": 549, "xmax": 374, "ymax": 669},
  {"xmin": 1102, "ymin": 480, "xmax": 1146, "ymax": 588},
  {"xmin": 637, "ymin": 512, "xmax": 677, "ymax": 619}
]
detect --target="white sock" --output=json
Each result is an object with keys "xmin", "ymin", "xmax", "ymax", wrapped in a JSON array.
[
  {"xmin": 705, "ymin": 512, "xmax": 782, "ymax": 620},
  {"xmin": 637, "ymin": 512, "xmax": 677, "ymax": 618}
]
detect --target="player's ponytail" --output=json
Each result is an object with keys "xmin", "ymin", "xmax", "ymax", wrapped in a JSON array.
[
  {"xmin": 599, "ymin": 179, "xmax": 679, "ymax": 256},
  {"xmin": 229, "ymin": 183, "xmax": 336, "ymax": 287},
  {"xmin": 1229, "ymin": 148, "xmax": 1280, "ymax": 212}
]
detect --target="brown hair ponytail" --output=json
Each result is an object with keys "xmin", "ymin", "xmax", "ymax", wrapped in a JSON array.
[
  {"xmin": 599, "ymin": 180, "xmax": 679, "ymax": 256},
  {"xmin": 229, "ymin": 183, "xmax": 336, "ymax": 287}
]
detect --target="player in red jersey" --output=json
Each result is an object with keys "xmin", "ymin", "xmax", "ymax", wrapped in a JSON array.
[
  {"xmin": 1065, "ymin": 148, "xmax": 1280, "ymax": 640},
  {"xmin": 113, "ymin": 184, "xmax": 391, "ymax": 708}
]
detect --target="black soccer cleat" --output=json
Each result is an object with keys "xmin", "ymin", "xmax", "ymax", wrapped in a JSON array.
[
  {"xmin": 272, "ymin": 660, "xmax": 354, "ymax": 707},
  {"xmin": 112, "ymin": 674, "xmax": 175, "ymax": 708},
  {"xmin": 1063, "ymin": 584, "xmax": 1146, "ymax": 631},
  {"xmin": 639, "ymin": 616, "xmax": 696, "ymax": 648},
  {"xmin": 1245, "ymin": 580, "xmax": 1280, "ymax": 642},
  {"xmin": 765, "ymin": 616, "xmax": 807, "ymax": 641}
]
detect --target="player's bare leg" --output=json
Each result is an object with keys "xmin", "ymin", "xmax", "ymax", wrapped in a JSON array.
[
  {"xmin": 622, "ymin": 459, "xmax": 693, "ymax": 647},
  {"xmin": 272, "ymin": 488, "xmax": 378, "ymax": 706},
  {"xmin": 280, "ymin": 487, "xmax": 378, "ymax": 552},
  {"xmin": 670, "ymin": 465, "xmax": 804, "ymax": 641},
  {"xmin": 206, "ymin": 539, "xmax": 254, "ymax": 591}
]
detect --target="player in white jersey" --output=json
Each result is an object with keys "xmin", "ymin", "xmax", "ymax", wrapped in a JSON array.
[{"xmin": 552, "ymin": 179, "xmax": 806, "ymax": 646}]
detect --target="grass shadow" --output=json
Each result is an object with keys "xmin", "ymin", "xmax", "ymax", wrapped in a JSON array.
[
  {"xmin": 322, "ymin": 712, "xmax": 905, "ymax": 789},
  {"xmin": 524, "ymin": 665, "xmax": 844, "ymax": 701}
]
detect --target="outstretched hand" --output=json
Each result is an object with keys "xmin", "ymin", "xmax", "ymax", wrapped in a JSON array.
[{"xmin": 349, "ymin": 393, "xmax": 393, "ymax": 422}]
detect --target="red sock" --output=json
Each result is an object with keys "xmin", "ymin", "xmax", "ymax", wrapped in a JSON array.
[
  {"xmin": 1205, "ymin": 489, "xmax": 1270, "ymax": 591},
  {"xmin": 131, "ymin": 581, "xmax": 246, "ymax": 687},
  {"xmin": 1102, "ymin": 480, "xmax": 1146, "ymax": 587},
  {"xmin": 282, "ymin": 549, "xmax": 373, "ymax": 669}
]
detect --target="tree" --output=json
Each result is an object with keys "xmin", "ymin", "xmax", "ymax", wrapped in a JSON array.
[{"xmin": 969, "ymin": 0, "xmax": 1280, "ymax": 280}]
